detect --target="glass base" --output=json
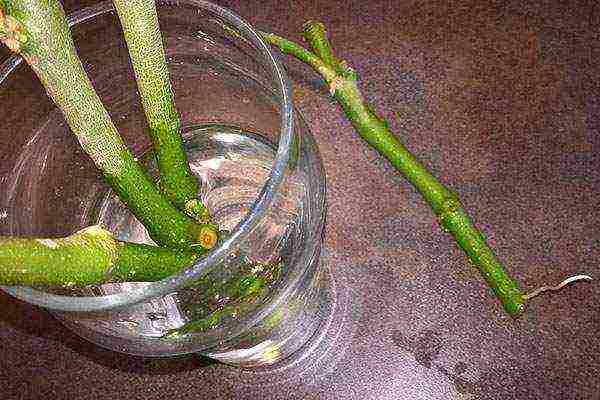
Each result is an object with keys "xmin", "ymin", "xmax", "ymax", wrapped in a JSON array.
[{"xmin": 205, "ymin": 250, "xmax": 361, "ymax": 373}]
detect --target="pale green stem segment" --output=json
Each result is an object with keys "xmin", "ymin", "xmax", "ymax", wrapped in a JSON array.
[
  {"xmin": 0, "ymin": 226, "xmax": 199, "ymax": 286},
  {"xmin": 112, "ymin": 0, "xmax": 204, "ymax": 214},
  {"xmin": 263, "ymin": 25, "xmax": 526, "ymax": 316},
  {"xmin": 0, "ymin": 0, "xmax": 217, "ymax": 250}
]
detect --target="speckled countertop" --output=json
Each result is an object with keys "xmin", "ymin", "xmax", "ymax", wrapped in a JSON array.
[{"xmin": 1, "ymin": 0, "xmax": 599, "ymax": 399}]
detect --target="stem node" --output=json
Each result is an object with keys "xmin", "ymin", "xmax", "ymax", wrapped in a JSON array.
[{"xmin": 437, "ymin": 192, "xmax": 462, "ymax": 230}]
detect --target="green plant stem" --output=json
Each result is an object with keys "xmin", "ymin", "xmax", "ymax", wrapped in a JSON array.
[
  {"xmin": 0, "ymin": 226, "xmax": 199, "ymax": 286},
  {"xmin": 263, "ymin": 26, "xmax": 526, "ymax": 316},
  {"xmin": 302, "ymin": 21, "xmax": 337, "ymax": 69},
  {"xmin": 165, "ymin": 273, "xmax": 268, "ymax": 338},
  {"xmin": 112, "ymin": 0, "xmax": 205, "ymax": 216},
  {"xmin": 0, "ymin": 0, "xmax": 216, "ymax": 250}
]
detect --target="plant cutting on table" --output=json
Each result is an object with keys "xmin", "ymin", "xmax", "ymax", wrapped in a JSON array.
[{"xmin": 0, "ymin": 0, "xmax": 592, "ymax": 324}]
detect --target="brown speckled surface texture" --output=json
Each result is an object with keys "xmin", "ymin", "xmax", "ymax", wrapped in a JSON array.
[{"xmin": 1, "ymin": 0, "xmax": 599, "ymax": 399}]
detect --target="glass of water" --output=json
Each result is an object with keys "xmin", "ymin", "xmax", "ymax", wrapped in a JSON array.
[{"xmin": 0, "ymin": 0, "xmax": 326, "ymax": 367}]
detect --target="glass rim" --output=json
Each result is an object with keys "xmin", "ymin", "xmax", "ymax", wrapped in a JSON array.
[{"xmin": 0, "ymin": 0, "xmax": 296, "ymax": 313}]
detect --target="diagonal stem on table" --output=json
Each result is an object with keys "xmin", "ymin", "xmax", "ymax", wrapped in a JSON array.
[
  {"xmin": 265, "ymin": 23, "xmax": 593, "ymax": 316},
  {"xmin": 263, "ymin": 23, "xmax": 581, "ymax": 316}
]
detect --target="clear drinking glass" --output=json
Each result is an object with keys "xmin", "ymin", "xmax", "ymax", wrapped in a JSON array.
[{"xmin": 0, "ymin": 0, "xmax": 327, "ymax": 367}]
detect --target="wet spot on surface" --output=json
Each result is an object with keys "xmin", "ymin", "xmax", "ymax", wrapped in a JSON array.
[{"xmin": 391, "ymin": 329, "xmax": 444, "ymax": 369}]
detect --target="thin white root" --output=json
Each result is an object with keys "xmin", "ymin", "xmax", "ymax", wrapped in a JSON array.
[{"xmin": 523, "ymin": 274, "xmax": 593, "ymax": 300}]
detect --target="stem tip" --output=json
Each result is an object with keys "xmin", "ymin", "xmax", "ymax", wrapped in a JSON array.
[{"xmin": 198, "ymin": 226, "xmax": 218, "ymax": 250}]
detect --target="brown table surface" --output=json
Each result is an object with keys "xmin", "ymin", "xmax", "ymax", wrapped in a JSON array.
[{"xmin": 1, "ymin": 0, "xmax": 599, "ymax": 399}]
